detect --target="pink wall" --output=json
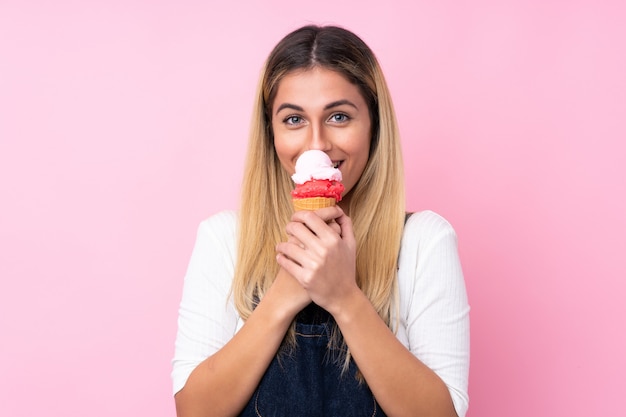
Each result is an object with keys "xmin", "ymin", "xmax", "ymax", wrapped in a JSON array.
[{"xmin": 1, "ymin": 1, "xmax": 624, "ymax": 416}]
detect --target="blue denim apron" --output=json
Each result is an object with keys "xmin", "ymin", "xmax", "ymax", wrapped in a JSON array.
[{"xmin": 238, "ymin": 303, "xmax": 387, "ymax": 417}]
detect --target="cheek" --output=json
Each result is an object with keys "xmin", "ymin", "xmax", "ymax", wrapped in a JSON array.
[
  {"xmin": 346, "ymin": 147, "xmax": 371, "ymax": 188},
  {"xmin": 272, "ymin": 138, "xmax": 296, "ymax": 173},
  {"xmin": 272, "ymin": 123, "xmax": 291, "ymax": 150}
]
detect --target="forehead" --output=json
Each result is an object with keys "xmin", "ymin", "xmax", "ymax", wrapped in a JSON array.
[{"xmin": 272, "ymin": 67, "xmax": 366, "ymax": 110}]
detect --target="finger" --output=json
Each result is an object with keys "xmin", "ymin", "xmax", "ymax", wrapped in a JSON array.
[
  {"xmin": 290, "ymin": 209, "xmax": 342, "ymax": 242},
  {"xmin": 276, "ymin": 241, "xmax": 308, "ymax": 269},
  {"xmin": 291, "ymin": 206, "xmax": 342, "ymax": 225},
  {"xmin": 285, "ymin": 220, "xmax": 318, "ymax": 243},
  {"xmin": 275, "ymin": 252, "xmax": 304, "ymax": 280},
  {"xmin": 327, "ymin": 219, "xmax": 341, "ymax": 236},
  {"xmin": 287, "ymin": 235, "xmax": 305, "ymax": 249},
  {"xmin": 286, "ymin": 220, "xmax": 333, "ymax": 254},
  {"xmin": 335, "ymin": 211, "xmax": 355, "ymax": 245},
  {"xmin": 312, "ymin": 206, "xmax": 343, "ymax": 223}
]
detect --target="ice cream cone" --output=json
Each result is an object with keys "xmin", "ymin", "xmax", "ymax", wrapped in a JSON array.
[
  {"xmin": 292, "ymin": 197, "xmax": 336, "ymax": 211},
  {"xmin": 290, "ymin": 151, "xmax": 344, "ymax": 211}
]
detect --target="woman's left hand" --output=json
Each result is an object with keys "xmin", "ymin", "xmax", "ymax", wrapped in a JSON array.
[{"xmin": 275, "ymin": 206, "xmax": 359, "ymax": 315}]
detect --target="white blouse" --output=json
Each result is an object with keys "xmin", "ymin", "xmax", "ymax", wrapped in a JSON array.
[{"xmin": 172, "ymin": 210, "xmax": 470, "ymax": 417}]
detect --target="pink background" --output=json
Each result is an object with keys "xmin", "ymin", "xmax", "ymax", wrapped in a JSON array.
[{"xmin": 1, "ymin": 1, "xmax": 624, "ymax": 416}]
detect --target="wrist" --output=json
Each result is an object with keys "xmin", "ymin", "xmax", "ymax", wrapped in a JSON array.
[
  {"xmin": 262, "ymin": 269, "xmax": 310, "ymax": 324},
  {"xmin": 328, "ymin": 287, "xmax": 370, "ymax": 327},
  {"xmin": 255, "ymin": 290, "xmax": 297, "ymax": 331}
]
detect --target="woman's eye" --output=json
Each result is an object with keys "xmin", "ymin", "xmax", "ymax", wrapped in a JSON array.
[
  {"xmin": 329, "ymin": 113, "xmax": 349, "ymax": 123},
  {"xmin": 284, "ymin": 115, "xmax": 302, "ymax": 125}
]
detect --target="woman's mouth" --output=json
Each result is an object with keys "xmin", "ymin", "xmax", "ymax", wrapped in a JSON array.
[{"xmin": 333, "ymin": 160, "xmax": 344, "ymax": 169}]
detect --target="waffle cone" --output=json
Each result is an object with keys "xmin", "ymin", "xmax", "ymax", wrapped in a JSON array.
[{"xmin": 292, "ymin": 197, "xmax": 336, "ymax": 211}]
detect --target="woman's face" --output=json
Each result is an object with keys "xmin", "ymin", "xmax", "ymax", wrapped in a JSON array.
[{"xmin": 271, "ymin": 67, "xmax": 372, "ymax": 206}]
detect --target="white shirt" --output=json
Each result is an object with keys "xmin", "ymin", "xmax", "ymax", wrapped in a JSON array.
[{"xmin": 172, "ymin": 210, "xmax": 470, "ymax": 417}]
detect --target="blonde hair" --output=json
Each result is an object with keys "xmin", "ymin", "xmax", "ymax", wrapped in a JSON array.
[{"xmin": 233, "ymin": 25, "xmax": 405, "ymax": 368}]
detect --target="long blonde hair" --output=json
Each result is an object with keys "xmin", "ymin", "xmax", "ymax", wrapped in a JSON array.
[{"xmin": 233, "ymin": 25, "xmax": 405, "ymax": 363}]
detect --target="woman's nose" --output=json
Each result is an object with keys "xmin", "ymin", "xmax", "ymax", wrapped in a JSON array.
[{"xmin": 307, "ymin": 125, "xmax": 331, "ymax": 151}]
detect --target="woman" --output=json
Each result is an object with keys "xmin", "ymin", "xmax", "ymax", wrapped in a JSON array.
[{"xmin": 172, "ymin": 25, "xmax": 469, "ymax": 417}]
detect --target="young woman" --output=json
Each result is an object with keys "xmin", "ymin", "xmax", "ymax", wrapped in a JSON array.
[{"xmin": 172, "ymin": 25, "xmax": 470, "ymax": 417}]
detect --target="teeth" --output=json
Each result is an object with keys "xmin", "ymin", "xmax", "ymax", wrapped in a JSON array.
[{"xmin": 333, "ymin": 161, "xmax": 341, "ymax": 169}]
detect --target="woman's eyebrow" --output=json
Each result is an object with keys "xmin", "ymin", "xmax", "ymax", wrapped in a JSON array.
[
  {"xmin": 324, "ymin": 99, "xmax": 358, "ymax": 110},
  {"xmin": 275, "ymin": 103, "xmax": 303, "ymax": 115}
]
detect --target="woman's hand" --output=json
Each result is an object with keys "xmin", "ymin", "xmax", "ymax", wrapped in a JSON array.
[{"xmin": 275, "ymin": 206, "xmax": 359, "ymax": 315}]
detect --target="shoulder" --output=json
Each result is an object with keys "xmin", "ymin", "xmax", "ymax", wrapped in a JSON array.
[
  {"xmin": 192, "ymin": 210, "xmax": 239, "ymax": 258},
  {"xmin": 397, "ymin": 210, "xmax": 462, "ymax": 299},
  {"xmin": 199, "ymin": 209, "xmax": 238, "ymax": 227},
  {"xmin": 197, "ymin": 210, "xmax": 238, "ymax": 239},
  {"xmin": 402, "ymin": 210, "xmax": 458, "ymax": 250}
]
